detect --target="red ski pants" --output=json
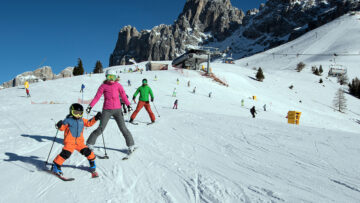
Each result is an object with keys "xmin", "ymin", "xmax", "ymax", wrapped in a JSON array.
[{"xmin": 130, "ymin": 101, "xmax": 155, "ymax": 122}]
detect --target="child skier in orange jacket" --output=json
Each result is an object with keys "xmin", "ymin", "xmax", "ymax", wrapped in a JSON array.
[{"xmin": 52, "ymin": 103, "xmax": 101, "ymax": 176}]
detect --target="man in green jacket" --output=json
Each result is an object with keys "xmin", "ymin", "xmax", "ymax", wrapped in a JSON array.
[{"xmin": 130, "ymin": 78, "xmax": 155, "ymax": 123}]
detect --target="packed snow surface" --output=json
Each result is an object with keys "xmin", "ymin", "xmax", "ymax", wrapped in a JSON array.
[{"xmin": 0, "ymin": 14, "xmax": 360, "ymax": 203}]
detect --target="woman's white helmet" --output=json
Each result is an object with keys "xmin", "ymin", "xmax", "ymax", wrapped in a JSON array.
[{"xmin": 105, "ymin": 69, "xmax": 116, "ymax": 76}]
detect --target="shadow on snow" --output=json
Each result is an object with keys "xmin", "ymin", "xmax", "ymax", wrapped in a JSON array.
[
  {"xmin": 3, "ymin": 152, "xmax": 90, "ymax": 172},
  {"xmin": 21, "ymin": 134, "xmax": 63, "ymax": 144}
]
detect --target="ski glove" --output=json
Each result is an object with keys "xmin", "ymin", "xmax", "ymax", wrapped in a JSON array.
[
  {"xmin": 132, "ymin": 96, "xmax": 136, "ymax": 101},
  {"xmin": 94, "ymin": 112, "xmax": 102, "ymax": 121},
  {"xmin": 56, "ymin": 120, "xmax": 63, "ymax": 129},
  {"xmin": 86, "ymin": 106, "xmax": 92, "ymax": 114},
  {"xmin": 127, "ymin": 105, "xmax": 133, "ymax": 112},
  {"xmin": 151, "ymin": 98, "xmax": 154, "ymax": 102}
]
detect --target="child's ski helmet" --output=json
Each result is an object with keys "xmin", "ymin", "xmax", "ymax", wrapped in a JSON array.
[
  {"xmin": 69, "ymin": 103, "xmax": 84, "ymax": 118},
  {"xmin": 142, "ymin": 78, "xmax": 147, "ymax": 84}
]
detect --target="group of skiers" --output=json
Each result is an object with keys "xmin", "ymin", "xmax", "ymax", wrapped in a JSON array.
[
  {"xmin": 51, "ymin": 69, "xmax": 156, "ymax": 177},
  {"xmin": 50, "ymin": 70, "xmax": 269, "ymax": 177}
]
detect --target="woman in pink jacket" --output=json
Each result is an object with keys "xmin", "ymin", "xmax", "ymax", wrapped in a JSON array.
[{"xmin": 86, "ymin": 69, "xmax": 135, "ymax": 154}]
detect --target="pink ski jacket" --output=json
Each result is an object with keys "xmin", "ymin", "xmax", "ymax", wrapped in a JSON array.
[{"xmin": 90, "ymin": 81, "xmax": 130, "ymax": 110}]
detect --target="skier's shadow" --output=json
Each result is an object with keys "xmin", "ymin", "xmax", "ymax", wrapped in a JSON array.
[
  {"xmin": 3, "ymin": 152, "xmax": 90, "ymax": 172},
  {"xmin": 21, "ymin": 134, "xmax": 63, "ymax": 144}
]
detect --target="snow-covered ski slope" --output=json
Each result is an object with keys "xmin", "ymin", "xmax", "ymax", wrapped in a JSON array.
[{"xmin": 0, "ymin": 14, "xmax": 360, "ymax": 203}]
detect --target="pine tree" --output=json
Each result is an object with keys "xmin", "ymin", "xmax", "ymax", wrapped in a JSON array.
[
  {"xmin": 93, "ymin": 60, "xmax": 103, "ymax": 73},
  {"xmin": 313, "ymin": 68, "xmax": 320, "ymax": 76},
  {"xmin": 73, "ymin": 58, "xmax": 84, "ymax": 76},
  {"xmin": 319, "ymin": 65, "xmax": 323, "ymax": 74},
  {"xmin": 296, "ymin": 62, "xmax": 305, "ymax": 72},
  {"xmin": 333, "ymin": 88, "xmax": 347, "ymax": 112},
  {"xmin": 256, "ymin": 67, "xmax": 265, "ymax": 82},
  {"xmin": 348, "ymin": 77, "xmax": 360, "ymax": 98}
]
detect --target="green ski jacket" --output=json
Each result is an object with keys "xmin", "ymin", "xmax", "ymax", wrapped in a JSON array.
[{"xmin": 133, "ymin": 85, "xmax": 154, "ymax": 102}]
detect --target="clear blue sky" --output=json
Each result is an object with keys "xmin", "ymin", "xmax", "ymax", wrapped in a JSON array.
[{"xmin": 0, "ymin": 0, "xmax": 266, "ymax": 84}]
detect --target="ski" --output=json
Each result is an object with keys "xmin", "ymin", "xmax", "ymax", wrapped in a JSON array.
[
  {"xmin": 147, "ymin": 122, "xmax": 155, "ymax": 125},
  {"xmin": 125, "ymin": 120, "xmax": 139, "ymax": 125},
  {"xmin": 122, "ymin": 147, "xmax": 138, "ymax": 160},
  {"xmin": 49, "ymin": 171, "xmax": 75, "ymax": 181}
]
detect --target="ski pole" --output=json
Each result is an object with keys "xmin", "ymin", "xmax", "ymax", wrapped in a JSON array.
[
  {"xmin": 100, "ymin": 122, "xmax": 109, "ymax": 159},
  {"xmin": 152, "ymin": 101, "xmax": 160, "ymax": 117},
  {"xmin": 45, "ymin": 129, "xmax": 59, "ymax": 166}
]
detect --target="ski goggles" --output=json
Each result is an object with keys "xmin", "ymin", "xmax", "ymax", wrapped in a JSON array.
[
  {"xmin": 106, "ymin": 74, "xmax": 117, "ymax": 81},
  {"xmin": 71, "ymin": 110, "xmax": 83, "ymax": 117}
]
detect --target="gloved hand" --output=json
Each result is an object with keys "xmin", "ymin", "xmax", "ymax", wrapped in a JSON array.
[
  {"xmin": 86, "ymin": 106, "xmax": 92, "ymax": 114},
  {"xmin": 94, "ymin": 112, "xmax": 102, "ymax": 121},
  {"xmin": 56, "ymin": 120, "xmax": 63, "ymax": 129},
  {"xmin": 132, "ymin": 96, "xmax": 135, "ymax": 101},
  {"xmin": 127, "ymin": 105, "xmax": 133, "ymax": 112},
  {"xmin": 151, "ymin": 97, "xmax": 154, "ymax": 102}
]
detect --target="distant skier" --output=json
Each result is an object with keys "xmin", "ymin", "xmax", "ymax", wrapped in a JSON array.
[
  {"xmin": 173, "ymin": 99, "xmax": 178, "ymax": 109},
  {"xmin": 128, "ymin": 79, "xmax": 131, "ymax": 86},
  {"xmin": 26, "ymin": 88, "xmax": 30, "ymax": 97},
  {"xmin": 187, "ymin": 80, "xmax": 190, "ymax": 87},
  {"xmin": 130, "ymin": 78, "xmax": 155, "ymax": 123},
  {"xmin": 263, "ymin": 104, "xmax": 266, "ymax": 111},
  {"xmin": 209, "ymin": 92, "xmax": 212, "ymax": 98},
  {"xmin": 193, "ymin": 86, "xmax": 196, "ymax": 94},
  {"xmin": 80, "ymin": 84, "xmax": 85, "ymax": 93},
  {"xmin": 172, "ymin": 88, "xmax": 177, "ymax": 97},
  {"xmin": 250, "ymin": 106, "xmax": 257, "ymax": 118},
  {"xmin": 51, "ymin": 103, "xmax": 101, "ymax": 176},
  {"xmin": 154, "ymin": 75, "xmax": 158, "ymax": 81},
  {"xmin": 176, "ymin": 78, "xmax": 179, "ymax": 85},
  {"xmin": 241, "ymin": 99, "xmax": 244, "ymax": 107}
]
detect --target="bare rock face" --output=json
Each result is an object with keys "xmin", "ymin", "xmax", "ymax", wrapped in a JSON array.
[
  {"xmin": 1, "ymin": 66, "xmax": 74, "ymax": 88},
  {"xmin": 110, "ymin": 0, "xmax": 360, "ymax": 65},
  {"xmin": 55, "ymin": 67, "xmax": 74, "ymax": 79},
  {"xmin": 109, "ymin": 0, "xmax": 244, "ymax": 66}
]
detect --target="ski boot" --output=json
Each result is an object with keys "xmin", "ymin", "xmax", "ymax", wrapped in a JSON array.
[
  {"xmin": 89, "ymin": 160, "xmax": 96, "ymax": 172},
  {"xmin": 51, "ymin": 162, "xmax": 63, "ymax": 175},
  {"xmin": 128, "ymin": 145, "xmax": 136, "ymax": 155},
  {"xmin": 89, "ymin": 160, "xmax": 99, "ymax": 178}
]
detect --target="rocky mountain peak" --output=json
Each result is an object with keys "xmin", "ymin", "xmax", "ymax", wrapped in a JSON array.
[
  {"xmin": 109, "ymin": 0, "xmax": 360, "ymax": 67},
  {"xmin": 109, "ymin": 0, "xmax": 244, "ymax": 66}
]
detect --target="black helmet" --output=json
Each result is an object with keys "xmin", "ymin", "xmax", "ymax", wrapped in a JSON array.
[
  {"xmin": 69, "ymin": 103, "xmax": 84, "ymax": 118},
  {"xmin": 142, "ymin": 78, "xmax": 148, "ymax": 84}
]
